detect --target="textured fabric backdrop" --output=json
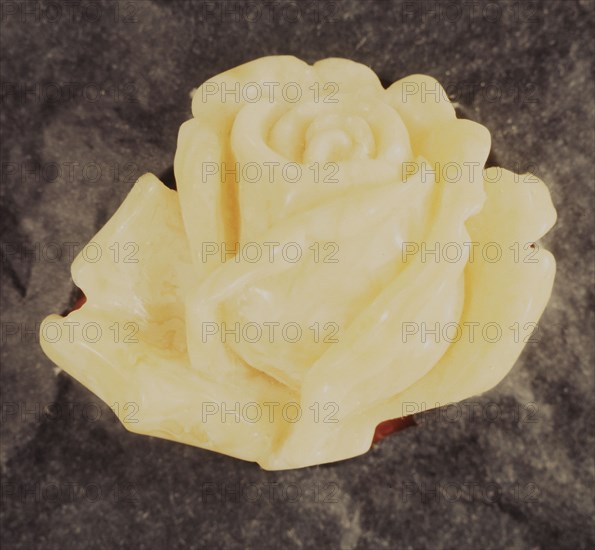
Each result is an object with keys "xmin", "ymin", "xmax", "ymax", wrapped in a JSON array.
[{"xmin": 1, "ymin": 0, "xmax": 593, "ymax": 548}]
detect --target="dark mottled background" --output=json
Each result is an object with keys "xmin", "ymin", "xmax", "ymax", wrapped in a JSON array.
[{"xmin": 1, "ymin": 0, "xmax": 594, "ymax": 548}]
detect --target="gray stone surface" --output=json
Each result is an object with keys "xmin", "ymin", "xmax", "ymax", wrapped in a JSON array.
[{"xmin": 1, "ymin": 0, "xmax": 593, "ymax": 548}]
